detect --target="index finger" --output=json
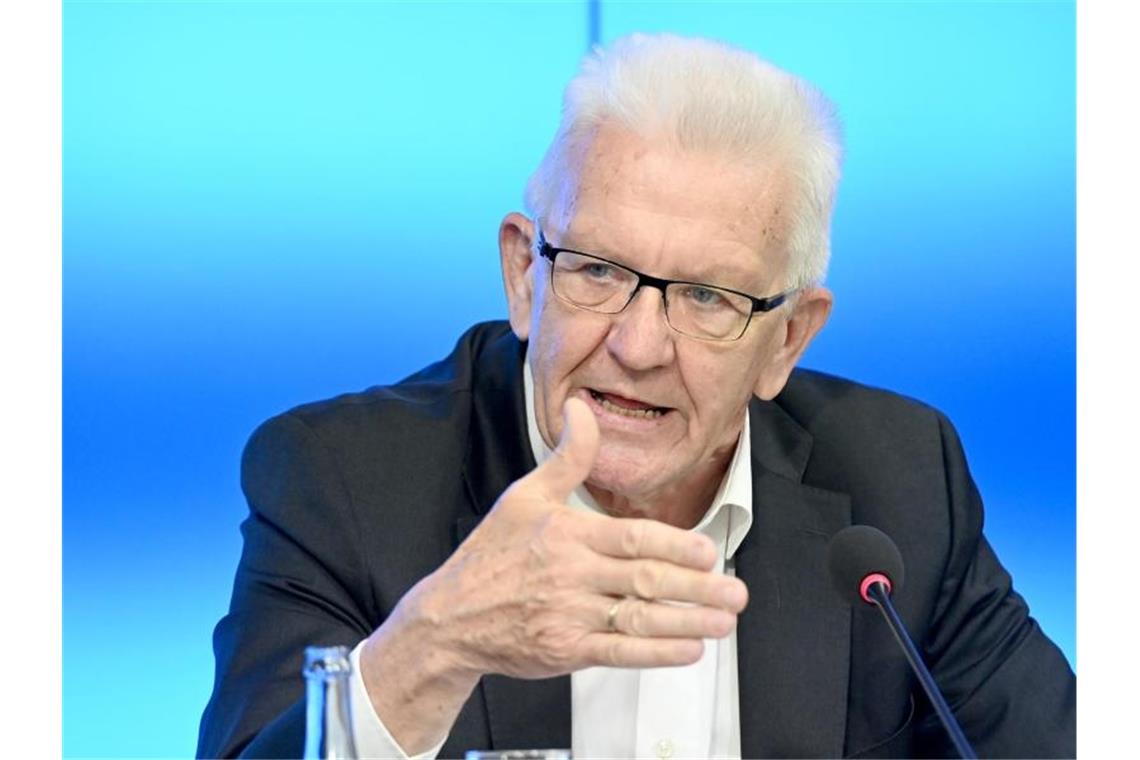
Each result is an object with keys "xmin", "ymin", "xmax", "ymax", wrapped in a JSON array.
[{"xmin": 583, "ymin": 514, "xmax": 719, "ymax": 571}]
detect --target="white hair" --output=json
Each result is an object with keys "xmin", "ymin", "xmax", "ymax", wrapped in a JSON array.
[{"xmin": 525, "ymin": 33, "xmax": 843, "ymax": 289}]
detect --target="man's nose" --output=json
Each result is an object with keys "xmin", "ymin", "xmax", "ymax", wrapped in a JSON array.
[{"xmin": 604, "ymin": 286, "xmax": 676, "ymax": 370}]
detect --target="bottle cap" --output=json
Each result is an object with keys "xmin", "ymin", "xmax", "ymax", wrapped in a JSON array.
[{"xmin": 303, "ymin": 645, "xmax": 352, "ymax": 678}]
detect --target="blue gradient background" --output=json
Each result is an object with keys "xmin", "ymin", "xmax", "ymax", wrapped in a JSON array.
[{"xmin": 64, "ymin": 2, "xmax": 1074, "ymax": 757}]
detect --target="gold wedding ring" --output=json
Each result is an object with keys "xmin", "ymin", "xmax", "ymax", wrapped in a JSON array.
[{"xmin": 606, "ymin": 599, "xmax": 622, "ymax": 633}]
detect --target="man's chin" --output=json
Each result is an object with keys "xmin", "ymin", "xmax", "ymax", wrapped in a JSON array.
[{"xmin": 584, "ymin": 450, "xmax": 673, "ymax": 509}]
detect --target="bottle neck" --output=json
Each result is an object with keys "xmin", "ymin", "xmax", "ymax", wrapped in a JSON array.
[{"xmin": 303, "ymin": 647, "xmax": 358, "ymax": 760}]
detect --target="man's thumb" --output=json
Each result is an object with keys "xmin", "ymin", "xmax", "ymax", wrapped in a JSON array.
[{"xmin": 538, "ymin": 397, "xmax": 600, "ymax": 502}]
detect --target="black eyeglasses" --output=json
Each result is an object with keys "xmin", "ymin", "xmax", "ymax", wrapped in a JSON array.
[{"xmin": 537, "ymin": 231, "xmax": 793, "ymax": 342}]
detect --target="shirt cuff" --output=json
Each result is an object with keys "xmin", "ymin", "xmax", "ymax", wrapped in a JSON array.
[{"xmin": 350, "ymin": 640, "xmax": 448, "ymax": 760}]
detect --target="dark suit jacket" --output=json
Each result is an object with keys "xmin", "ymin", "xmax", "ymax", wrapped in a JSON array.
[{"xmin": 198, "ymin": 321, "xmax": 1075, "ymax": 759}]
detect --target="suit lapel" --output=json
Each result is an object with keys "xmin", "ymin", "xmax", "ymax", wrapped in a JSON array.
[
  {"xmin": 736, "ymin": 398, "xmax": 852, "ymax": 758},
  {"xmin": 457, "ymin": 333, "xmax": 572, "ymax": 751},
  {"xmin": 460, "ymin": 330, "xmax": 534, "ymax": 518}
]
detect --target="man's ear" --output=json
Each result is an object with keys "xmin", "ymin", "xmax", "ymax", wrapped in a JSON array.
[
  {"xmin": 754, "ymin": 286, "xmax": 833, "ymax": 400},
  {"xmin": 499, "ymin": 212, "xmax": 537, "ymax": 341}
]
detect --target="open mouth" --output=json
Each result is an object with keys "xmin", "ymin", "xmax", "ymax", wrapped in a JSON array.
[{"xmin": 588, "ymin": 389, "xmax": 670, "ymax": 420}]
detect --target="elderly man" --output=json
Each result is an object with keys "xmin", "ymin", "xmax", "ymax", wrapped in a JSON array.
[{"xmin": 199, "ymin": 34, "xmax": 1075, "ymax": 759}]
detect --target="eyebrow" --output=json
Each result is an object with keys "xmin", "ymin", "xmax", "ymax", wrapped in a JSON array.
[{"xmin": 682, "ymin": 260, "xmax": 768, "ymax": 289}]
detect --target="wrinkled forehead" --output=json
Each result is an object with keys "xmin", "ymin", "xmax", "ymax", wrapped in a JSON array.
[{"xmin": 551, "ymin": 125, "xmax": 793, "ymax": 286}]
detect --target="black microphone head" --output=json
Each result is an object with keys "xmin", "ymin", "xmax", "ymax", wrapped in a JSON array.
[{"xmin": 827, "ymin": 525, "xmax": 905, "ymax": 605}]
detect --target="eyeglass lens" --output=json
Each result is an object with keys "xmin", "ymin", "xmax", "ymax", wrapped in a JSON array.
[{"xmin": 550, "ymin": 250, "xmax": 752, "ymax": 341}]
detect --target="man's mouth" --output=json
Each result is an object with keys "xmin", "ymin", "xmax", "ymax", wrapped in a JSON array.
[{"xmin": 587, "ymin": 389, "xmax": 670, "ymax": 420}]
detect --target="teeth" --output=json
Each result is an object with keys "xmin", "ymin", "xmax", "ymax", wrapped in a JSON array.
[{"xmin": 592, "ymin": 392, "xmax": 663, "ymax": 419}]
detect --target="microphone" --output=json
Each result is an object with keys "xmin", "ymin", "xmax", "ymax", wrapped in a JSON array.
[{"xmin": 827, "ymin": 525, "xmax": 977, "ymax": 760}]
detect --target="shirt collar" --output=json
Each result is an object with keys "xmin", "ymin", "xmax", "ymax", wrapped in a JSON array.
[{"xmin": 523, "ymin": 352, "xmax": 754, "ymax": 559}]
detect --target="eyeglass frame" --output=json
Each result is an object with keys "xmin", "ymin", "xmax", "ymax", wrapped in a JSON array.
[{"xmin": 535, "ymin": 230, "xmax": 796, "ymax": 342}]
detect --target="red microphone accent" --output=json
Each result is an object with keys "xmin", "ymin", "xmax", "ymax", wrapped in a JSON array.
[{"xmin": 860, "ymin": 572, "xmax": 893, "ymax": 603}]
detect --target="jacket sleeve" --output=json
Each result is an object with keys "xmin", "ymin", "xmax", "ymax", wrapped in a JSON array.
[
  {"xmin": 913, "ymin": 414, "xmax": 1075, "ymax": 758},
  {"xmin": 197, "ymin": 413, "xmax": 378, "ymax": 759}
]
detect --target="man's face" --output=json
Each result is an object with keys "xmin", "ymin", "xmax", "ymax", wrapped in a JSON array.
[{"xmin": 501, "ymin": 126, "xmax": 831, "ymax": 507}]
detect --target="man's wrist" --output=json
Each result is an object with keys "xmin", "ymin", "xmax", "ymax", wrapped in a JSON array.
[
  {"xmin": 358, "ymin": 588, "xmax": 482, "ymax": 755},
  {"xmin": 349, "ymin": 641, "xmax": 449, "ymax": 759}
]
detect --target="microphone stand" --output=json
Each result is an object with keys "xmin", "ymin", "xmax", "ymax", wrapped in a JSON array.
[{"xmin": 866, "ymin": 582, "xmax": 978, "ymax": 760}]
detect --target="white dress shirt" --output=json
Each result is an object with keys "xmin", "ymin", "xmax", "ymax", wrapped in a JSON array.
[{"xmin": 348, "ymin": 358, "xmax": 755, "ymax": 759}]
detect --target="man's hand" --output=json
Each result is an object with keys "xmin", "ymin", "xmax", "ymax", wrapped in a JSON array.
[{"xmin": 359, "ymin": 398, "xmax": 748, "ymax": 753}]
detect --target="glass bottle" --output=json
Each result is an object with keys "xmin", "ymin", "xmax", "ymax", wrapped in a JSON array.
[{"xmin": 303, "ymin": 645, "xmax": 359, "ymax": 759}]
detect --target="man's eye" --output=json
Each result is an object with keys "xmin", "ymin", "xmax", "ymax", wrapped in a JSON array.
[
  {"xmin": 582, "ymin": 262, "xmax": 618, "ymax": 279},
  {"xmin": 684, "ymin": 286, "xmax": 726, "ymax": 307}
]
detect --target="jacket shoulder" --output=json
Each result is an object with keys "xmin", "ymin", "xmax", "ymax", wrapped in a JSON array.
[
  {"xmin": 241, "ymin": 321, "xmax": 521, "ymax": 498},
  {"xmin": 259, "ymin": 321, "xmax": 516, "ymax": 439},
  {"xmin": 777, "ymin": 367, "xmax": 946, "ymax": 433},
  {"xmin": 773, "ymin": 367, "xmax": 962, "ymax": 519}
]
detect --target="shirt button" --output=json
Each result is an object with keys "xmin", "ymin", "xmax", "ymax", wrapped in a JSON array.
[{"xmin": 656, "ymin": 738, "xmax": 674, "ymax": 759}]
